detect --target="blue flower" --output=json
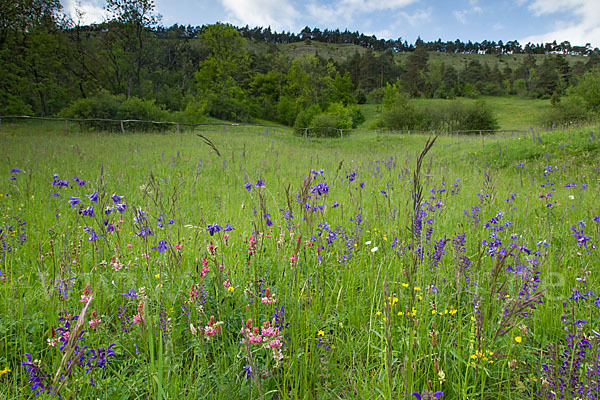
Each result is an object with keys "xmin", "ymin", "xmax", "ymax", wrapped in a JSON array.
[
  {"xmin": 224, "ymin": 223, "xmax": 235, "ymax": 231},
  {"xmin": 10, "ymin": 168, "xmax": 22, "ymax": 173},
  {"xmin": 244, "ymin": 183, "xmax": 252, "ymax": 191},
  {"xmin": 207, "ymin": 223, "xmax": 222, "ymax": 236},
  {"xmin": 121, "ymin": 288, "xmax": 137, "ymax": 299},
  {"xmin": 255, "ymin": 179, "xmax": 265, "ymax": 188},
  {"xmin": 68, "ymin": 196, "xmax": 80, "ymax": 207},
  {"xmin": 86, "ymin": 191, "xmax": 99, "ymax": 204},
  {"xmin": 152, "ymin": 240, "xmax": 170, "ymax": 254},
  {"xmin": 81, "ymin": 206, "xmax": 95, "ymax": 217}
]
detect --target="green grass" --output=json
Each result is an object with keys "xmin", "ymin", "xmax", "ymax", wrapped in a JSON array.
[
  {"xmin": 0, "ymin": 120, "xmax": 599, "ymax": 399},
  {"xmin": 358, "ymin": 96, "xmax": 552, "ymax": 131}
]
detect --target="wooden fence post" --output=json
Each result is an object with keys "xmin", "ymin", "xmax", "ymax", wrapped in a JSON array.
[
  {"xmin": 176, "ymin": 123, "xmax": 180, "ymax": 134},
  {"xmin": 64, "ymin": 119, "xmax": 68, "ymax": 133},
  {"xmin": 120, "ymin": 120, "xmax": 125, "ymax": 133}
]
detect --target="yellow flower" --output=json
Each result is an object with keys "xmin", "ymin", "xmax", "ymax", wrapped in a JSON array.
[
  {"xmin": 154, "ymin": 273, "xmax": 160, "ymax": 279},
  {"xmin": 414, "ymin": 287, "xmax": 422, "ymax": 291},
  {"xmin": 227, "ymin": 286, "xmax": 235, "ymax": 293},
  {"xmin": 376, "ymin": 311, "xmax": 382, "ymax": 316},
  {"xmin": 515, "ymin": 336, "xmax": 522, "ymax": 343},
  {"xmin": 397, "ymin": 311, "xmax": 404, "ymax": 316},
  {"xmin": 317, "ymin": 330, "xmax": 325, "ymax": 336},
  {"xmin": 0, "ymin": 367, "xmax": 10, "ymax": 376},
  {"xmin": 402, "ymin": 283, "xmax": 409, "ymax": 288},
  {"xmin": 431, "ymin": 310, "xmax": 436, "ymax": 315}
]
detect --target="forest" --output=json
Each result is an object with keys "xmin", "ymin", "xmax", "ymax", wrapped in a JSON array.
[{"xmin": 2, "ymin": 0, "xmax": 600, "ymax": 132}]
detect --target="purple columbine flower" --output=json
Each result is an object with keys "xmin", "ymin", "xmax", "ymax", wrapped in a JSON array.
[
  {"xmin": 9, "ymin": 176, "xmax": 16, "ymax": 181},
  {"xmin": 86, "ymin": 191, "xmax": 99, "ymax": 204},
  {"xmin": 10, "ymin": 168, "xmax": 22, "ymax": 173},
  {"xmin": 68, "ymin": 196, "xmax": 80, "ymax": 207},
  {"xmin": 207, "ymin": 223, "xmax": 222, "ymax": 236},
  {"xmin": 112, "ymin": 194, "xmax": 124, "ymax": 204},
  {"xmin": 136, "ymin": 226, "xmax": 153, "ymax": 238},
  {"xmin": 224, "ymin": 223, "xmax": 235, "ymax": 231},
  {"xmin": 244, "ymin": 183, "xmax": 252, "ymax": 191},
  {"xmin": 255, "ymin": 179, "xmax": 265, "ymax": 188},
  {"xmin": 81, "ymin": 206, "xmax": 95, "ymax": 217},
  {"xmin": 121, "ymin": 288, "xmax": 137, "ymax": 299},
  {"xmin": 151, "ymin": 240, "xmax": 169, "ymax": 254}
]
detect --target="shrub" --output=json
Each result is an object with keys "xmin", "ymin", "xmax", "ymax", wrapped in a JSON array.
[
  {"xmin": 540, "ymin": 96, "xmax": 591, "ymax": 127},
  {"xmin": 61, "ymin": 91, "xmax": 169, "ymax": 132}
]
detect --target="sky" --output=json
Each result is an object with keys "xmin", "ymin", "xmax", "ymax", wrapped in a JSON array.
[{"xmin": 61, "ymin": 0, "xmax": 600, "ymax": 48}]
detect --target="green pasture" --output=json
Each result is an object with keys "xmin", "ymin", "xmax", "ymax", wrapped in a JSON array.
[{"xmin": 0, "ymin": 119, "xmax": 599, "ymax": 399}]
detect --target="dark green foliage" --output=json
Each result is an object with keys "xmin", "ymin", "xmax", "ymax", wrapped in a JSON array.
[
  {"xmin": 541, "ymin": 69, "xmax": 600, "ymax": 126},
  {"xmin": 61, "ymin": 91, "xmax": 169, "ymax": 131},
  {"xmin": 375, "ymin": 83, "xmax": 499, "ymax": 132}
]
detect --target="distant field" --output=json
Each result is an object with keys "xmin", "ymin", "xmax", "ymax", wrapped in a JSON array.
[{"xmin": 358, "ymin": 96, "xmax": 552, "ymax": 131}]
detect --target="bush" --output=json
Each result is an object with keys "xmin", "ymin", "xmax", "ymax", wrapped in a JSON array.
[
  {"xmin": 293, "ymin": 104, "xmax": 322, "ymax": 135},
  {"xmin": 61, "ymin": 91, "xmax": 169, "ymax": 132},
  {"xmin": 173, "ymin": 97, "xmax": 207, "ymax": 124},
  {"xmin": 540, "ymin": 96, "xmax": 591, "ymax": 127}
]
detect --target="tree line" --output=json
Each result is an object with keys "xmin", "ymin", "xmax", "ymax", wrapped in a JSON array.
[{"xmin": 1, "ymin": 0, "xmax": 599, "ymax": 132}]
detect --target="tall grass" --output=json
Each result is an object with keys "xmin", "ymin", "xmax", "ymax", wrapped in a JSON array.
[{"xmin": 0, "ymin": 120, "xmax": 599, "ymax": 399}]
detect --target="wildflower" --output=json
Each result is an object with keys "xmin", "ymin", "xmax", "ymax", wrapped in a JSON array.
[
  {"xmin": 68, "ymin": 196, "xmax": 80, "ymax": 207},
  {"xmin": 318, "ymin": 330, "xmax": 325, "ymax": 336},
  {"xmin": 151, "ymin": 240, "xmax": 170, "ymax": 254},
  {"xmin": 10, "ymin": 168, "xmax": 22, "ymax": 173},
  {"xmin": 255, "ymin": 179, "xmax": 265, "ymax": 188},
  {"xmin": 514, "ymin": 336, "xmax": 522, "ymax": 343},
  {"xmin": 121, "ymin": 288, "xmax": 137, "ymax": 299},
  {"xmin": 86, "ymin": 191, "xmax": 99, "ymax": 204},
  {"xmin": 412, "ymin": 391, "xmax": 444, "ymax": 399},
  {"xmin": 154, "ymin": 273, "xmax": 160, "ymax": 279},
  {"xmin": 371, "ymin": 246, "xmax": 378, "ymax": 253},
  {"xmin": 0, "ymin": 366, "xmax": 11, "ymax": 376},
  {"xmin": 223, "ymin": 223, "xmax": 235, "ymax": 231},
  {"xmin": 244, "ymin": 183, "xmax": 252, "ymax": 191},
  {"xmin": 207, "ymin": 223, "xmax": 222, "ymax": 236}
]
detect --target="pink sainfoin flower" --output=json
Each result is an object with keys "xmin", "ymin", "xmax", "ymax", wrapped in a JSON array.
[
  {"xmin": 207, "ymin": 242, "xmax": 217, "ymax": 256},
  {"xmin": 175, "ymin": 243, "xmax": 183, "ymax": 252},
  {"xmin": 289, "ymin": 254, "xmax": 296, "ymax": 268},
  {"xmin": 133, "ymin": 301, "xmax": 144, "ymax": 324},
  {"xmin": 89, "ymin": 310, "xmax": 101, "ymax": 329},
  {"xmin": 203, "ymin": 316, "xmax": 223, "ymax": 340},
  {"xmin": 223, "ymin": 279, "xmax": 231, "ymax": 288},
  {"xmin": 80, "ymin": 283, "xmax": 92, "ymax": 303},
  {"xmin": 261, "ymin": 288, "xmax": 276, "ymax": 305},
  {"xmin": 223, "ymin": 233, "xmax": 230, "ymax": 246},
  {"xmin": 47, "ymin": 338, "xmax": 56, "ymax": 347},
  {"xmin": 247, "ymin": 236, "xmax": 257, "ymax": 256}
]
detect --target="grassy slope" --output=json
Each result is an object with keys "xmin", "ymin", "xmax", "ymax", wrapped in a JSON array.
[{"xmin": 357, "ymin": 96, "xmax": 552, "ymax": 131}]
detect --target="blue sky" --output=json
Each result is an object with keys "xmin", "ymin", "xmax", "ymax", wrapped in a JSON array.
[{"xmin": 61, "ymin": 0, "xmax": 600, "ymax": 47}]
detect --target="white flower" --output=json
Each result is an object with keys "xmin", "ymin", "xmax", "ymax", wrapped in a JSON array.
[
  {"xmin": 569, "ymin": 195, "xmax": 574, "ymax": 200},
  {"xmin": 371, "ymin": 246, "xmax": 379, "ymax": 253},
  {"xmin": 365, "ymin": 240, "xmax": 372, "ymax": 245}
]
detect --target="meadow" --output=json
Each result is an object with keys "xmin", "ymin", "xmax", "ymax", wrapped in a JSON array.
[
  {"xmin": 358, "ymin": 96, "xmax": 552, "ymax": 131},
  {"xmin": 0, "ymin": 119, "xmax": 599, "ymax": 399}
]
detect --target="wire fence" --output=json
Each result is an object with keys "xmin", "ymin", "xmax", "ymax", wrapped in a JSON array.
[{"xmin": 0, "ymin": 114, "xmax": 548, "ymax": 140}]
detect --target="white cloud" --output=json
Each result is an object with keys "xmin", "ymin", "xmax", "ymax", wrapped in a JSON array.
[
  {"xmin": 307, "ymin": 0, "xmax": 417, "ymax": 28},
  {"xmin": 521, "ymin": 0, "xmax": 600, "ymax": 47},
  {"xmin": 452, "ymin": 4, "xmax": 482, "ymax": 24},
  {"xmin": 399, "ymin": 8, "xmax": 432, "ymax": 27},
  {"xmin": 61, "ymin": 0, "xmax": 107, "ymax": 25},
  {"xmin": 219, "ymin": 0, "xmax": 299, "ymax": 32}
]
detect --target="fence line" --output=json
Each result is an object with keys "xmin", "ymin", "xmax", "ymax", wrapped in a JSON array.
[{"xmin": 0, "ymin": 114, "xmax": 557, "ymax": 139}]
